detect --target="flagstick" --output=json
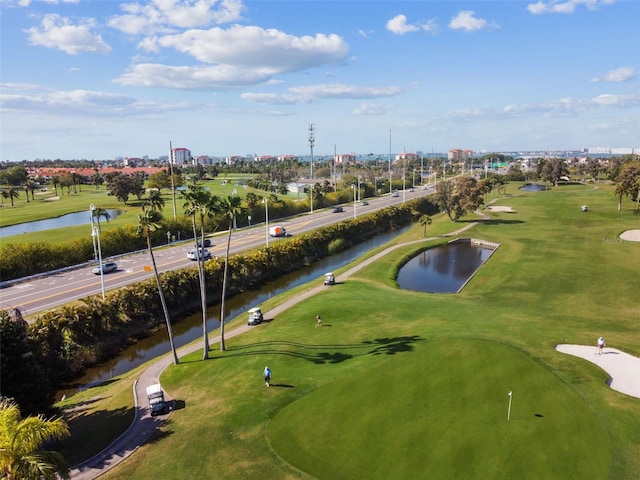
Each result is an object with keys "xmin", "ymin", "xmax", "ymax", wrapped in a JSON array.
[{"xmin": 507, "ymin": 391, "xmax": 513, "ymax": 421}]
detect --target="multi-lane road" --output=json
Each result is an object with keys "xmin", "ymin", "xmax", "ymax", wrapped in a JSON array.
[{"xmin": 1, "ymin": 188, "xmax": 432, "ymax": 316}]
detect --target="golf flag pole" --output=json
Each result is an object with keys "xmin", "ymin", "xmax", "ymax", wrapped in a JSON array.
[{"xmin": 507, "ymin": 391, "xmax": 513, "ymax": 421}]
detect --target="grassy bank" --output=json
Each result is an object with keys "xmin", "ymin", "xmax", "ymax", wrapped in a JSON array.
[{"xmin": 61, "ymin": 182, "xmax": 639, "ymax": 479}]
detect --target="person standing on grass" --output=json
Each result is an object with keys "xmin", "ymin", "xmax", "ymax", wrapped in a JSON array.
[
  {"xmin": 316, "ymin": 315, "xmax": 322, "ymax": 327},
  {"xmin": 264, "ymin": 366, "xmax": 272, "ymax": 387},
  {"xmin": 597, "ymin": 336, "xmax": 605, "ymax": 355}
]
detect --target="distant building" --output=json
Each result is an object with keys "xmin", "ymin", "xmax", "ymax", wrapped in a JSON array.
[
  {"xmin": 255, "ymin": 155, "xmax": 277, "ymax": 162},
  {"xmin": 123, "ymin": 157, "xmax": 143, "ymax": 167},
  {"xmin": 395, "ymin": 152, "xmax": 418, "ymax": 162},
  {"xmin": 278, "ymin": 154, "xmax": 299, "ymax": 162},
  {"xmin": 335, "ymin": 153, "xmax": 355, "ymax": 165},
  {"xmin": 448, "ymin": 149, "xmax": 473, "ymax": 162},
  {"xmin": 172, "ymin": 147, "xmax": 191, "ymax": 164}
]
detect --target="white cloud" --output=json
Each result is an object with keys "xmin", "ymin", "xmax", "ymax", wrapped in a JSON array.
[
  {"xmin": 386, "ymin": 14, "xmax": 419, "ymax": 35},
  {"xmin": 241, "ymin": 83, "xmax": 403, "ymax": 105},
  {"xmin": 527, "ymin": 0, "xmax": 615, "ymax": 15},
  {"xmin": 154, "ymin": 25, "xmax": 348, "ymax": 70},
  {"xmin": 449, "ymin": 11, "xmax": 498, "ymax": 32},
  {"xmin": 591, "ymin": 66, "xmax": 636, "ymax": 82},
  {"xmin": 25, "ymin": 14, "xmax": 111, "ymax": 55},
  {"xmin": 386, "ymin": 14, "xmax": 439, "ymax": 35},
  {"xmin": 108, "ymin": 0, "xmax": 245, "ymax": 35},
  {"xmin": 115, "ymin": 63, "xmax": 274, "ymax": 90},
  {"xmin": 17, "ymin": 0, "xmax": 79, "ymax": 6},
  {"xmin": 117, "ymin": 25, "xmax": 349, "ymax": 90},
  {"xmin": 353, "ymin": 102, "xmax": 394, "ymax": 115}
]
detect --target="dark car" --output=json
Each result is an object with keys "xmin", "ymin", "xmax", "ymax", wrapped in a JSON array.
[
  {"xmin": 332, "ymin": 206, "xmax": 344, "ymax": 213},
  {"xmin": 92, "ymin": 261, "xmax": 118, "ymax": 274},
  {"xmin": 197, "ymin": 239, "xmax": 212, "ymax": 248}
]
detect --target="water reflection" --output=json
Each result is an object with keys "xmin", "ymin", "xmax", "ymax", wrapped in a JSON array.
[
  {"xmin": 519, "ymin": 184, "xmax": 547, "ymax": 191},
  {"xmin": 59, "ymin": 227, "xmax": 409, "ymax": 396},
  {"xmin": 1, "ymin": 209, "xmax": 123, "ymax": 237},
  {"xmin": 397, "ymin": 243, "xmax": 494, "ymax": 293}
]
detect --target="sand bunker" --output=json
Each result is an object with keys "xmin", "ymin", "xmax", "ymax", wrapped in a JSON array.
[
  {"xmin": 619, "ymin": 229, "xmax": 640, "ymax": 242},
  {"xmin": 556, "ymin": 344, "xmax": 640, "ymax": 398},
  {"xmin": 486, "ymin": 205, "xmax": 516, "ymax": 213},
  {"xmin": 44, "ymin": 196, "xmax": 60, "ymax": 201}
]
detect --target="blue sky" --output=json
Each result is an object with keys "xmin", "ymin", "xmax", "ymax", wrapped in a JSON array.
[{"xmin": 1, "ymin": 0, "xmax": 638, "ymax": 161}]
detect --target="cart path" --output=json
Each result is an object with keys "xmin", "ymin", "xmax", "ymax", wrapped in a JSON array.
[
  {"xmin": 555, "ymin": 345, "xmax": 640, "ymax": 398},
  {"xmin": 70, "ymin": 221, "xmax": 482, "ymax": 479}
]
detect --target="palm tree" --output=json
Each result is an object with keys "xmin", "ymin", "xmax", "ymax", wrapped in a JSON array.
[
  {"xmin": 90, "ymin": 206, "xmax": 111, "ymax": 232},
  {"xmin": 419, "ymin": 214, "xmax": 432, "ymax": 237},
  {"xmin": 137, "ymin": 207, "xmax": 179, "ymax": 365},
  {"xmin": 51, "ymin": 176, "xmax": 60, "ymax": 196},
  {"xmin": 5, "ymin": 187, "xmax": 20, "ymax": 207},
  {"xmin": 144, "ymin": 189, "xmax": 165, "ymax": 212},
  {"xmin": 218, "ymin": 195, "xmax": 245, "ymax": 351},
  {"xmin": 0, "ymin": 398, "xmax": 71, "ymax": 480},
  {"xmin": 182, "ymin": 185, "xmax": 219, "ymax": 359}
]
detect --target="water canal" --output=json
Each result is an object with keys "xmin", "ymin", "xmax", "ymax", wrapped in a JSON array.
[{"xmin": 0, "ymin": 209, "xmax": 123, "ymax": 237}]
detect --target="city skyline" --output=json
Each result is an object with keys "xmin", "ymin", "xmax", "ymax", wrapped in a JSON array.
[{"xmin": 1, "ymin": 0, "xmax": 639, "ymax": 161}]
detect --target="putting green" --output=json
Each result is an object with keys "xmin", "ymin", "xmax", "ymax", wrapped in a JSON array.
[{"xmin": 268, "ymin": 338, "xmax": 610, "ymax": 479}]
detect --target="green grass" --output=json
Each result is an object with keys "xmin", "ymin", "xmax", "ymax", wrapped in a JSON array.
[
  {"xmin": 60, "ymin": 182, "xmax": 640, "ymax": 479},
  {"xmin": 0, "ymin": 177, "xmax": 290, "ymax": 245}
]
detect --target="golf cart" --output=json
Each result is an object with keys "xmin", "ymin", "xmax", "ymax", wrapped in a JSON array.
[
  {"xmin": 324, "ymin": 272, "xmax": 335, "ymax": 286},
  {"xmin": 248, "ymin": 307, "xmax": 263, "ymax": 326}
]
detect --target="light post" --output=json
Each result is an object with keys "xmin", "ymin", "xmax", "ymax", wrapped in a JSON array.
[
  {"xmin": 263, "ymin": 196, "xmax": 269, "ymax": 247},
  {"xmin": 351, "ymin": 184, "xmax": 357, "ymax": 219},
  {"xmin": 358, "ymin": 175, "xmax": 362, "ymax": 202},
  {"xmin": 167, "ymin": 231, "xmax": 171, "ymax": 245},
  {"xmin": 232, "ymin": 189, "xmax": 237, "ymax": 229},
  {"xmin": 90, "ymin": 204, "xmax": 105, "ymax": 301},
  {"xmin": 248, "ymin": 215, "xmax": 252, "ymax": 226}
]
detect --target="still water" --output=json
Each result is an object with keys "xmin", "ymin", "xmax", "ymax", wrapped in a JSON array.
[
  {"xmin": 519, "ymin": 184, "xmax": 547, "ymax": 191},
  {"xmin": 396, "ymin": 242, "xmax": 495, "ymax": 293},
  {"xmin": 59, "ymin": 227, "xmax": 409, "ymax": 396},
  {"xmin": 0, "ymin": 209, "xmax": 123, "ymax": 237}
]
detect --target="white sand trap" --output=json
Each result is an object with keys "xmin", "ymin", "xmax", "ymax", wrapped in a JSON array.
[
  {"xmin": 44, "ymin": 196, "xmax": 60, "ymax": 201},
  {"xmin": 487, "ymin": 205, "xmax": 515, "ymax": 213},
  {"xmin": 619, "ymin": 229, "xmax": 640, "ymax": 242},
  {"xmin": 556, "ymin": 344, "xmax": 640, "ymax": 398}
]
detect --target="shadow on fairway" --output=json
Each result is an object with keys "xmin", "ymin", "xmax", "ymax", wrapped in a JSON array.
[
  {"xmin": 479, "ymin": 219, "xmax": 525, "ymax": 226},
  {"xmin": 222, "ymin": 335, "xmax": 422, "ymax": 365}
]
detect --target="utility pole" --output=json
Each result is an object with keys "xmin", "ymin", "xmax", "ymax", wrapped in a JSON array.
[
  {"xmin": 168, "ymin": 141, "xmax": 177, "ymax": 221},
  {"xmin": 308, "ymin": 123, "xmax": 315, "ymax": 213}
]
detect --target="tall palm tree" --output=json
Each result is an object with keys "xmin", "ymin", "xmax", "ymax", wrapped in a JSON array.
[
  {"xmin": 182, "ymin": 185, "xmax": 219, "ymax": 359},
  {"xmin": 419, "ymin": 214, "xmax": 432, "ymax": 237},
  {"xmin": 137, "ymin": 207, "xmax": 179, "ymax": 365},
  {"xmin": 0, "ymin": 398, "xmax": 71, "ymax": 480},
  {"xmin": 218, "ymin": 195, "xmax": 245, "ymax": 351}
]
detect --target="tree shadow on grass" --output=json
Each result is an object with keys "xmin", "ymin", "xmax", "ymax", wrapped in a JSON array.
[{"xmin": 216, "ymin": 335, "xmax": 422, "ymax": 365}]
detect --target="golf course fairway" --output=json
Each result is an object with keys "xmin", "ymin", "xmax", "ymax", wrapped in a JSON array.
[{"xmin": 268, "ymin": 338, "xmax": 610, "ymax": 480}]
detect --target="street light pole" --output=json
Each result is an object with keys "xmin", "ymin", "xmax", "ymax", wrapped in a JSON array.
[
  {"xmin": 309, "ymin": 123, "xmax": 315, "ymax": 214},
  {"xmin": 263, "ymin": 196, "xmax": 269, "ymax": 247},
  {"xmin": 90, "ymin": 204, "xmax": 105, "ymax": 301},
  {"xmin": 352, "ymin": 184, "xmax": 357, "ymax": 219}
]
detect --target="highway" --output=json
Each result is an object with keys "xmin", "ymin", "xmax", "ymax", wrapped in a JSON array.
[{"xmin": 1, "ymin": 188, "xmax": 433, "ymax": 316}]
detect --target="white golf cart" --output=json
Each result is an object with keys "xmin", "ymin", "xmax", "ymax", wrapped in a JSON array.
[
  {"xmin": 323, "ymin": 272, "xmax": 335, "ymax": 286},
  {"xmin": 247, "ymin": 307, "xmax": 263, "ymax": 326}
]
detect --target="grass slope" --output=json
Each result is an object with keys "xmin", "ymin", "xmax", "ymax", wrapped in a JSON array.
[{"xmin": 65, "ymin": 183, "xmax": 639, "ymax": 479}]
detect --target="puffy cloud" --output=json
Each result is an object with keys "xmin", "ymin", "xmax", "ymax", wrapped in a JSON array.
[
  {"xmin": 449, "ymin": 11, "xmax": 498, "ymax": 32},
  {"xmin": 108, "ymin": 0, "xmax": 245, "ymax": 35},
  {"xmin": 241, "ymin": 83, "xmax": 403, "ymax": 105},
  {"xmin": 18, "ymin": 0, "xmax": 79, "ymax": 6},
  {"xmin": 25, "ymin": 14, "xmax": 111, "ymax": 54},
  {"xmin": 386, "ymin": 14, "xmax": 419, "ymax": 35},
  {"xmin": 591, "ymin": 66, "xmax": 636, "ymax": 82},
  {"xmin": 527, "ymin": 0, "xmax": 615, "ymax": 15},
  {"xmin": 386, "ymin": 14, "xmax": 439, "ymax": 35}
]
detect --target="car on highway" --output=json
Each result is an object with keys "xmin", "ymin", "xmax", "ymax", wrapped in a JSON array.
[
  {"xmin": 361, "ymin": 201, "xmax": 369, "ymax": 206},
  {"xmin": 196, "ymin": 238, "xmax": 212, "ymax": 248},
  {"xmin": 92, "ymin": 262, "xmax": 118, "ymax": 275},
  {"xmin": 332, "ymin": 206, "xmax": 344, "ymax": 213},
  {"xmin": 187, "ymin": 248, "xmax": 212, "ymax": 261},
  {"xmin": 392, "ymin": 192, "xmax": 400, "ymax": 197}
]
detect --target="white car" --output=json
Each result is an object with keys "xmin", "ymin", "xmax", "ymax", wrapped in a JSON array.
[
  {"xmin": 187, "ymin": 248, "xmax": 212, "ymax": 261},
  {"xmin": 92, "ymin": 261, "xmax": 118, "ymax": 274}
]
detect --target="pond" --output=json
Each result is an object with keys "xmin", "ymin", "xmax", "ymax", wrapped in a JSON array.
[
  {"xmin": 519, "ymin": 183, "xmax": 547, "ymax": 191},
  {"xmin": 0, "ymin": 209, "xmax": 123, "ymax": 237},
  {"xmin": 396, "ymin": 239, "xmax": 497, "ymax": 293}
]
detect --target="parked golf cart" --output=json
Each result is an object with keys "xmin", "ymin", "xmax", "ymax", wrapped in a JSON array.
[
  {"xmin": 324, "ymin": 272, "xmax": 335, "ymax": 286},
  {"xmin": 248, "ymin": 307, "xmax": 263, "ymax": 326}
]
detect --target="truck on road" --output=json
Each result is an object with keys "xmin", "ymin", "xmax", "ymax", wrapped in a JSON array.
[
  {"xmin": 269, "ymin": 225, "xmax": 289, "ymax": 237},
  {"xmin": 146, "ymin": 383, "xmax": 167, "ymax": 416}
]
